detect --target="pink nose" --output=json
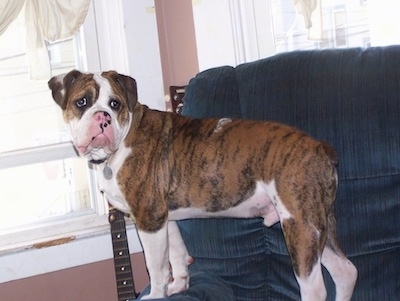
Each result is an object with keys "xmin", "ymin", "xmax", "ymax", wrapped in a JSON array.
[{"xmin": 93, "ymin": 111, "xmax": 111, "ymax": 131}]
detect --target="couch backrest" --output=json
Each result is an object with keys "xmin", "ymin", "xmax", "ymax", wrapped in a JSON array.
[
  {"xmin": 183, "ymin": 46, "xmax": 400, "ymax": 256},
  {"xmin": 183, "ymin": 65, "xmax": 241, "ymax": 119}
]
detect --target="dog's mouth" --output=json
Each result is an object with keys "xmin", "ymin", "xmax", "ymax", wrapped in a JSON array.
[
  {"xmin": 76, "ymin": 133, "xmax": 112, "ymax": 154},
  {"xmin": 80, "ymin": 145, "xmax": 114, "ymax": 163},
  {"xmin": 75, "ymin": 133, "xmax": 117, "ymax": 162}
]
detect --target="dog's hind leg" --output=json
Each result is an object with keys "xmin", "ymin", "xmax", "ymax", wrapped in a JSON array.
[
  {"xmin": 281, "ymin": 217, "xmax": 327, "ymax": 301},
  {"xmin": 264, "ymin": 180, "xmax": 327, "ymax": 300},
  {"xmin": 167, "ymin": 221, "xmax": 193, "ymax": 296},
  {"xmin": 321, "ymin": 210, "xmax": 357, "ymax": 301}
]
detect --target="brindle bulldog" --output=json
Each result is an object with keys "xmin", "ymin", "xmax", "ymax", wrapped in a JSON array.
[{"xmin": 48, "ymin": 70, "xmax": 357, "ymax": 300}]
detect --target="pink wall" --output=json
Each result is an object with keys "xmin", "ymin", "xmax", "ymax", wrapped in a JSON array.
[
  {"xmin": 155, "ymin": 0, "xmax": 199, "ymax": 95},
  {"xmin": 0, "ymin": 253, "xmax": 149, "ymax": 301}
]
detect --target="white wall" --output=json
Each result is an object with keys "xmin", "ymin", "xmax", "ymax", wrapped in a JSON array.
[
  {"xmin": 191, "ymin": 0, "xmax": 237, "ymax": 71},
  {"xmin": 122, "ymin": 0, "xmax": 165, "ymax": 111}
]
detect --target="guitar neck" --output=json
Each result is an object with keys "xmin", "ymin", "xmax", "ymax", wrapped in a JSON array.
[{"xmin": 109, "ymin": 207, "xmax": 138, "ymax": 301}]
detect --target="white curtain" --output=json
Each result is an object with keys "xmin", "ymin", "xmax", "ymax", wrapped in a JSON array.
[
  {"xmin": 294, "ymin": 0, "xmax": 323, "ymax": 40},
  {"xmin": 0, "ymin": 0, "xmax": 24, "ymax": 35},
  {"xmin": 294, "ymin": 0, "xmax": 316, "ymax": 28},
  {"xmin": 0, "ymin": 0, "xmax": 91, "ymax": 79}
]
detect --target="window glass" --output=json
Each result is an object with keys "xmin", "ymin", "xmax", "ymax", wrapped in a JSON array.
[
  {"xmin": 0, "ymin": 7, "xmax": 98, "ymax": 235},
  {"xmin": 0, "ymin": 158, "xmax": 92, "ymax": 230},
  {"xmin": 0, "ymin": 12, "xmax": 76, "ymax": 153},
  {"xmin": 270, "ymin": 0, "xmax": 371, "ymax": 52},
  {"xmin": 269, "ymin": 0, "xmax": 400, "ymax": 53}
]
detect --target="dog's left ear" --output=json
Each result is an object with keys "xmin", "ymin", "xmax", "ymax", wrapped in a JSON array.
[
  {"xmin": 102, "ymin": 71, "xmax": 138, "ymax": 112},
  {"xmin": 48, "ymin": 70, "xmax": 83, "ymax": 109}
]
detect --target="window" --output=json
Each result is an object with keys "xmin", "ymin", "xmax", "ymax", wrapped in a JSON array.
[
  {"xmin": 195, "ymin": 0, "xmax": 400, "ymax": 71},
  {"xmin": 223, "ymin": 0, "xmax": 400, "ymax": 67},
  {"xmin": 0, "ymin": 4, "xmax": 105, "ymax": 252},
  {"xmin": 269, "ymin": 0, "xmax": 371, "ymax": 52},
  {"xmin": 268, "ymin": 0, "xmax": 400, "ymax": 53}
]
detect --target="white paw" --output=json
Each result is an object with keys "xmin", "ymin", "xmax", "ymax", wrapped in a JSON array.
[
  {"xmin": 141, "ymin": 292, "xmax": 167, "ymax": 300},
  {"xmin": 167, "ymin": 275, "xmax": 189, "ymax": 296}
]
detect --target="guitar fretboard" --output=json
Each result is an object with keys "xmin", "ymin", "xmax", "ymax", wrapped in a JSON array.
[{"xmin": 109, "ymin": 208, "xmax": 138, "ymax": 301}]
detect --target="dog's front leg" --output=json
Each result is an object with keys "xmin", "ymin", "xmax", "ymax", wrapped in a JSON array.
[
  {"xmin": 138, "ymin": 222, "xmax": 170, "ymax": 299},
  {"xmin": 167, "ymin": 221, "xmax": 193, "ymax": 295}
]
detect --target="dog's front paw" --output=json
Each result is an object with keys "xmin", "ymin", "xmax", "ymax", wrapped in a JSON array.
[{"xmin": 167, "ymin": 274, "xmax": 189, "ymax": 296}]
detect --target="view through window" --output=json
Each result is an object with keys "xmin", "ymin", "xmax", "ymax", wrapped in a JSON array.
[
  {"xmin": 269, "ymin": 0, "xmax": 400, "ymax": 53},
  {"xmin": 0, "ymin": 8, "xmax": 99, "ymax": 236}
]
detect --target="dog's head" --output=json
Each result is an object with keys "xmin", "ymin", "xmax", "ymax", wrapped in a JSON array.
[{"xmin": 48, "ymin": 70, "xmax": 138, "ymax": 163}]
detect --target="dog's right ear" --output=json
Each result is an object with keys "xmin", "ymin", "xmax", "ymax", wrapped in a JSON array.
[{"xmin": 48, "ymin": 70, "xmax": 83, "ymax": 109}]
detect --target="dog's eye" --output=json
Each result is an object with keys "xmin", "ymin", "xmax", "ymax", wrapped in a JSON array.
[
  {"xmin": 75, "ymin": 97, "xmax": 87, "ymax": 108},
  {"xmin": 109, "ymin": 99, "xmax": 121, "ymax": 110}
]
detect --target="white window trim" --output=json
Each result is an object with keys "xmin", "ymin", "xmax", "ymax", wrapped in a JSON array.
[
  {"xmin": 228, "ymin": 0, "xmax": 275, "ymax": 64},
  {"xmin": 87, "ymin": 0, "xmax": 130, "ymax": 74},
  {"xmin": 0, "ymin": 142, "xmax": 77, "ymax": 169},
  {"xmin": 0, "ymin": 0, "xmax": 142, "ymax": 284}
]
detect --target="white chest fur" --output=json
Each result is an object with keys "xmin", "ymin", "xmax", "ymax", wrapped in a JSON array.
[{"xmin": 97, "ymin": 145, "xmax": 132, "ymax": 213}]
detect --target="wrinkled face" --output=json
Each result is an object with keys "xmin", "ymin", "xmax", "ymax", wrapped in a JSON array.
[{"xmin": 48, "ymin": 70, "xmax": 137, "ymax": 163}]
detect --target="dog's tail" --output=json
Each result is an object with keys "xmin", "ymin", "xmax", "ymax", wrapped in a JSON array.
[{"xmin": 319, "ymin": 141, "xmax": 339, "ymax": 167}]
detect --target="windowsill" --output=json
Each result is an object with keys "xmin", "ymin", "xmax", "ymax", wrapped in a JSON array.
[
  {"xmin": 0, "ymin": 215, "xmax": 142, "ymax": 284},
  {"xmin": 0, "ymin": 140, "xmax": 145, "ymax": 284}
]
